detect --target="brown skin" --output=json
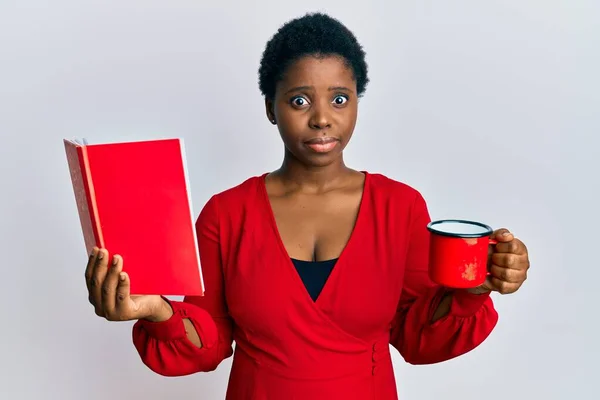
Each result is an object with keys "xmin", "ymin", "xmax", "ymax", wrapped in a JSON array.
[
  {"xmin": 264, "ymin": 55, "xmax": 365, "ymax": 262},
  {"xmin": 85, "ymin": 55, "xmax": 530, "ymax": 347},
  {"xmin": 85, "ymin": 249, "xmax": 200, "ymax": 346}
]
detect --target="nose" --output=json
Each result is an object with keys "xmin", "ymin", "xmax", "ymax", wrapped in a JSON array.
[{"xmin": 308, "ymin": 102, "xmax": 331, "ymax": 130}]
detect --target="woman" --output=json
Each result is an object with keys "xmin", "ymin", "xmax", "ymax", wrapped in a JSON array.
[{"xmin": 85, "ymin": 12, "xmax": 530, "ymax": 399}]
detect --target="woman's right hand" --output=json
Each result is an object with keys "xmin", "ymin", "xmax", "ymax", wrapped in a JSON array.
[{"xmin": 85, "ymin": 248, "xmax": 173, "ymax": 322}]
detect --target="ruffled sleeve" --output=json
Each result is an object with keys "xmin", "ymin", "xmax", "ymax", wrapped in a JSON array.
[
  {"xmin": 389, "ymin": 192, "xmax": 498, "ymax": 365},
  {"xmin": 132, "ymin": 195, "xmax": 234, "ymax": 376}
]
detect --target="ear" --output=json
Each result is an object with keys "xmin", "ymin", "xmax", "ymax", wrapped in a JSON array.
[{"xmin": 265, "ymin": 98, "xmax": 276, "ymax": 125}]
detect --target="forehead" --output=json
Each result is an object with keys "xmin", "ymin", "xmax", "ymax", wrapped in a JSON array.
[{"xmin": 279, "ymin": 55, "xmax": 356, "ymax": 90}]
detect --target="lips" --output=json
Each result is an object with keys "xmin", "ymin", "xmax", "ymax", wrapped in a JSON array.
[
  {"xmin": 304, "ymin": 136, "xmax": 340, "ymax": 153},
  {"xmin": 304, "ymin": 136, "xmax": 339, "ymax": 145}
]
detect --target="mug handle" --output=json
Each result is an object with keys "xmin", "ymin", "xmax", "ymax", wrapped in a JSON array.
[{"xmin": 486, "ymin": 238, "xmax": 498, "ymax": 276}]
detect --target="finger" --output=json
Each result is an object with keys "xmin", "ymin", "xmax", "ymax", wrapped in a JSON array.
[
  {"xmin": 495, "ymin": 238, "xmax": 527, "ymax": 255},
  {"xmin": 492, "ymin": 228, "xmax": 514, "ymax": 242},
  {"xmin": 101, "ymin": 255, "xmax": 122, "ymax": 319},
  {"xmin": 488, "ymin": 264, "xmax": 525, "ymax": 283},
  {"xmin": 488, "ymin": 276, "xmax": 521, "ymax": 295},
  {"xmin": 85, "ymin": 247, "xmax": 99, "ymax": 299},
  {"xmin": 90, "ymin": 248, "xmax": 109, "ymax": 316},
  {"xmin": 115, "ymin": 271, "xmax": 132, "ymax": 318},
  {"xmin": 491, "ymin": 252, "xmax": 526, "ymax": 269}
]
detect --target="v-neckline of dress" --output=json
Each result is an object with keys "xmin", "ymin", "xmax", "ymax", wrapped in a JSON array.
[{"xmin": 258, "ymin": 171, "xmax": 370, "ymax": 307}]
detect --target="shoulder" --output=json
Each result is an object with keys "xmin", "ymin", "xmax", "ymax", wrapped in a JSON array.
[
  {"xmin": 364, "ymin": 171, "xmax": 430, "ymax": 224},
  {"xmin": 211, "ymin": 174, "xmax": 265, "ymax": 205},
  {"xmin": 366, "ymin": 171, "xmax": 426, "ymax": 206},
  {"xmin": 197, "ymin": 174, "xmax": 266, "ymax": 219}
]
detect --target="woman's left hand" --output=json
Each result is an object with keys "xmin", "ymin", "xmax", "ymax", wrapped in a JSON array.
[{"xmin": 467, "ymin": 228, "xmax": 530, "ymax": 295}]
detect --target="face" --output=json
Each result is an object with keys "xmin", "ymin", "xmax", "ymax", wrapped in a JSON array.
[{"xmin": 266, "ymin": 55, "xmax": 358, "ymax": 167}]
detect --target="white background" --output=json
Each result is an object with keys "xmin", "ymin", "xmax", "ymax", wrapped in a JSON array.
[{"xmin": 1, "ymin": 0, "xmax": 597, "ymax": 399}]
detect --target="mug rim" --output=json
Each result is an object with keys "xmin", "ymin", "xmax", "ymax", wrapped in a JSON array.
[{"xmin": 427, "ymin": 219, "xmax": 493, "ymax": 238}]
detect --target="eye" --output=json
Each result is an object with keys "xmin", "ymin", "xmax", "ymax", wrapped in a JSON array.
[
  {"xmin": 290, "ymin": 96, "xmax": 309, "ymax": 107},
  {"xmin": 332, "ymin": 95, "xmax": 348, "ymax": 106}
]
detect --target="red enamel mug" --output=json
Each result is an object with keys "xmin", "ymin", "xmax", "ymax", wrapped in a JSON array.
[{"xmin": 427, "ymin": 219, "xmax": 497, "ymax": 288}]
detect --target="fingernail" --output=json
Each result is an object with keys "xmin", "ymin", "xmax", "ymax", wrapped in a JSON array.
[
  {"xmin": 112, "ymin": 256, "xmax": 119, "ymax": 266},
  {"xmin": 119, "ymin": 273, "xmax": 126, "ymax": 281},
  {"xmin": 503, "ymin": 232, "xmax": 511, "ymax": 237}
]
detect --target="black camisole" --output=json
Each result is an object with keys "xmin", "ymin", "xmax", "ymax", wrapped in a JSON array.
[{"xmin": 290, "ymin": 258, "xmax": 337, "ymax": 301}]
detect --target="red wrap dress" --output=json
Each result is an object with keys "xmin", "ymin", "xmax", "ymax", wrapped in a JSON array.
[{"xmin": 132, "ymin": 172, "xmax": 498, "ymax": 399}]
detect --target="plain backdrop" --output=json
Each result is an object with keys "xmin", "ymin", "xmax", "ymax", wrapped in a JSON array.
[{"xmin": 0, "ymin": 0, "xmax": 597, "ymax": 399}]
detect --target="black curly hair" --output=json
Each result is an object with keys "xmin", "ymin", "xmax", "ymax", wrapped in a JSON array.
[{"xmin": 258, "ymin": 12, "xmax": 369, "ymax": 100}]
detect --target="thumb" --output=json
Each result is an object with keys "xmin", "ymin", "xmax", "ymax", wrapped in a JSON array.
[
  {"xmin": 480, "ymin": 276, "xmax": 494, "ymax": 292},
  {"xmin": 492, "ymin": 228, "xmax": 514, "ymax": 242},
  {"xmin": 466, "ymin": 277, "xmax": 493, "ymax": 295}
]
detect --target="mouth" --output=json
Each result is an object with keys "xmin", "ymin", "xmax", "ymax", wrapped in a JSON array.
[{"xmin": 304, "ymin": 136, "xmax": 340, "ymax": 153}]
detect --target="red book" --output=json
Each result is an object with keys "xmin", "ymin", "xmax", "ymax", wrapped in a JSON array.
[{"xmin": 64, "ymin": 137, "xmax": 204, "ymax": 296}]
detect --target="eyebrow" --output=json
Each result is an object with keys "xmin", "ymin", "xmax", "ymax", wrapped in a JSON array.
[
  {"xmin": 284, "ymin": 85, "xmax": 354, "ymax": 95},
  {"xmin": 329, "ymin": 86, "xmax": 353, "ymax": 93}
]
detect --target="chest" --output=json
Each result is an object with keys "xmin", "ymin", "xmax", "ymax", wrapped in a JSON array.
[
  {"xmin": 222, "ymin": 199, "xmax": 410, "ymax": 343},
  {"xmin": 268, "ymin": 190, "xmax": 362, "ymax": 261}
]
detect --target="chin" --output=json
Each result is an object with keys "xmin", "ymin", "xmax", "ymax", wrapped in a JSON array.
[
  {"xmin": 284, "ymin": 143, "xmax": 345, "ymax": 167},
  {"xmin": 302, "ymin": 152, "xmax": 342, "ymax": 168}
]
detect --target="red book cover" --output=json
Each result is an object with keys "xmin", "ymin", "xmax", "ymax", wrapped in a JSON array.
[{"xmin": 64, "ymin": 137, "xmax": 204, "ymax": 296}]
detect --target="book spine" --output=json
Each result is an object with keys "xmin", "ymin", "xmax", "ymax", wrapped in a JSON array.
[
  {"xmin": 78, "ymin": 145, "xmax": 105, "ymax": 249},
  {"xmin": 64, "ymin": 141, "xmax": 102, "ymax": 254}
]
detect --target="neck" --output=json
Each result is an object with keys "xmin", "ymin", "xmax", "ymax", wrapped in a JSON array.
[{"xmin": 275, "ymin": 152, "xmax": 351, "ymax": 192}]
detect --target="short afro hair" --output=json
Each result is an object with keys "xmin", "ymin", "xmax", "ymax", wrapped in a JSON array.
[{"xmin": 258, "ymin": 12, "xmax": 369, "ymax": 100}]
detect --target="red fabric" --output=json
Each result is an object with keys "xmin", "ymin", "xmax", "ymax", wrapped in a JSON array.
[{"xmin": 132, "ymin": 172, "xmax": 498, "ymax": 399}]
